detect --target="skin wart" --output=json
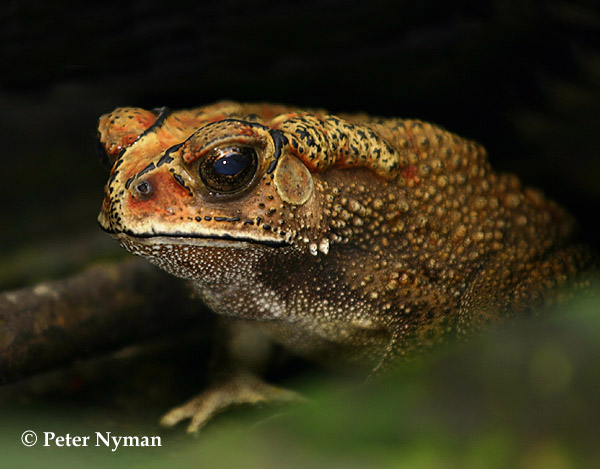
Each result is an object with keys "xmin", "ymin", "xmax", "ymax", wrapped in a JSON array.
[{"xmin": 97, "ymin": 101, "xmax": 595, "ymax": 430}]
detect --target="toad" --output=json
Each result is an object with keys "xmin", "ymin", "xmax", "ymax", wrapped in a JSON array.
[{"xmin": 97, "ymin": 102, "xmax": 594, "ymax": 431}]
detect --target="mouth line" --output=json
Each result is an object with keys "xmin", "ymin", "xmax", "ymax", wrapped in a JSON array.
[{"xmin": 102, "ymin": 226, "xmax": 290, "ymax": 248}]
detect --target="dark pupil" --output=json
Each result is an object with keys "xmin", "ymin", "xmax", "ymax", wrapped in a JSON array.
[
  {"xmin": 213, "ymin": 151, "xmax": 248, "ymax": 176},
  {"xmin": 199, "ymin": 146, "xmax": 258, "ymax": 194}
]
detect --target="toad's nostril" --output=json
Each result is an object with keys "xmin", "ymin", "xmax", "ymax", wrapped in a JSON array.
[{"xmin": 134, "ymin": 180, "xmax": 153, "ymax": 198}]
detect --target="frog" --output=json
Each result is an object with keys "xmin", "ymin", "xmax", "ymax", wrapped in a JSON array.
[{"xmin": 97, "ymin": 101, "xmax": 595, "ymax": 431}]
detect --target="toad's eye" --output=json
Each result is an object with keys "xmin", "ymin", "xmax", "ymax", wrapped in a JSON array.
[{"xmin": 199, "ymin": 146, "xmax": 258, "ymax": 194}]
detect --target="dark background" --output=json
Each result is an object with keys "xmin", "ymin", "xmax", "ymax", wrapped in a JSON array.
[{"xmin": 1, "ymin": 0, "xmax": 599, "ymax": 291}]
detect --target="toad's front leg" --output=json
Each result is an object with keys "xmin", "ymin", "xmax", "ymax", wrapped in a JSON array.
[{"xmin": 160, "ymin": 318, "xmax": 304, "ymax": 432}]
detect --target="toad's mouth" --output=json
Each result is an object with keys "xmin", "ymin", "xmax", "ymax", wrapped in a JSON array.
[{"xmin": 105, "ymin": 228, "xmax": 291, "ymax": 248}]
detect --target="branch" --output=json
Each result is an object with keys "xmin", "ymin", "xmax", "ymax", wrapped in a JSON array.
[{"xmin": 0, "ymin": 258, "xmax": 208, "ymax": 384}]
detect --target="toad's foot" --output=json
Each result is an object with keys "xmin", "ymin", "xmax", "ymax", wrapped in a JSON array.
[{"xmin": 159, "ymin": 373, "xmax": 304, "ymax": 432}]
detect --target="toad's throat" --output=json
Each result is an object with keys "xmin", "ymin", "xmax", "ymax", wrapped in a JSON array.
[{"xmin": 105, "ymin": 228, "xmax": 291, "ymax": 248}]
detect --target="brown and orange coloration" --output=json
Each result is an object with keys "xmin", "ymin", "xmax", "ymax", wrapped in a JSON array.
[{"xmin": 97, "ymin": 102, "xmax": 594, "ymax": 430}]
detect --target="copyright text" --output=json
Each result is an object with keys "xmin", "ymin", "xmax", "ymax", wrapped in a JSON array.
[{"xmin": 21, "ymin": 431, "xmax": 162, "ymax": 451}]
